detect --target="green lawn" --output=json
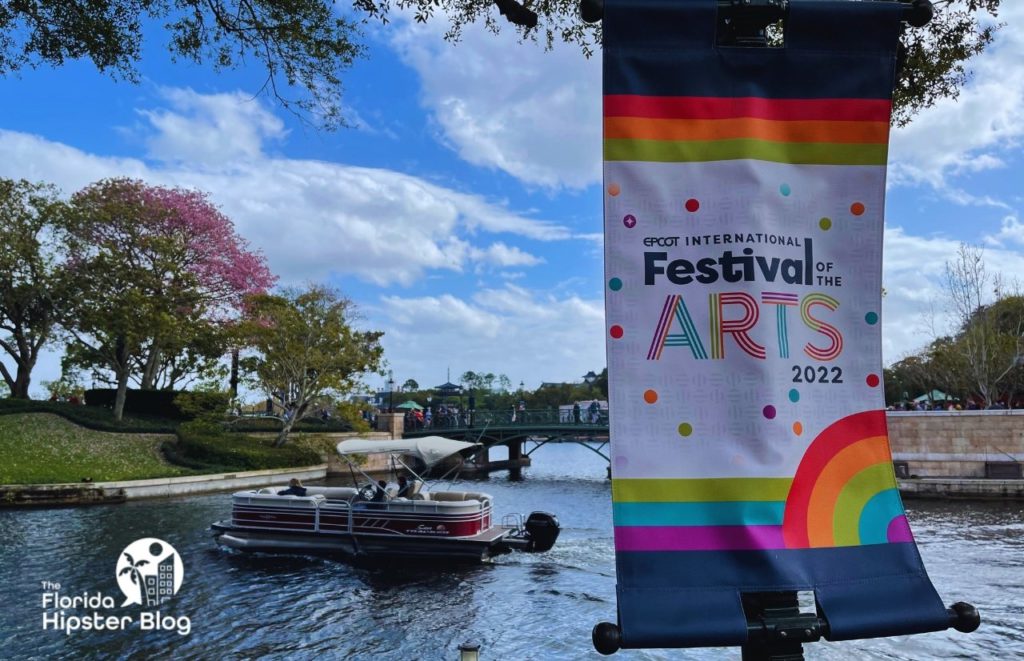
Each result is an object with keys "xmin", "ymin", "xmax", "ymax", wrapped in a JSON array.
[{"xmin": 0, "ymin": 413, "xmax": 189, "ymax": 485}]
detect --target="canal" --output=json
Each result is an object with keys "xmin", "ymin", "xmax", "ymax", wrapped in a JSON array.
[{"xmin": 1, "ymin": 443, "xmax": 1021, "ymax": 659}]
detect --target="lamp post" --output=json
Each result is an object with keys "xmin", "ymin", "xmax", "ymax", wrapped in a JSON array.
[{"xmin": 387, "ymin": 371, "xmax": 395, "ymax": 413}]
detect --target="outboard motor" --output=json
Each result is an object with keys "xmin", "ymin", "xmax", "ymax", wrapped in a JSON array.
[{"xmin": 524, "ymin": 511, "xmax": 560, "ymax": 552}]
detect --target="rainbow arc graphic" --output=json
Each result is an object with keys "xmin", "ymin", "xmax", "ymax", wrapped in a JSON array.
[{"xmin": 613, "ymin": 411, "xmax": 912, "ymax": 552}]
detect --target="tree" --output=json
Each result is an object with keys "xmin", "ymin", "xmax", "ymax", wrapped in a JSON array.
[
  {"xmin": 240, "ymin": 285, "xmax": 384, "ymax": 447},
  {"xmin": 0, "ymin": 179, "xmax": 69, "ymax": 398},
  {"xmin": 943, "ymin": 244, "xmax": 1024, "ymax": 407},
  {"xmin": 0, "ymin": 1, "xmax": 1002, "ymax": 128},
  {"xmin": 61, "ymin": 178, "xmax": 274, "ymax": 419},
  {"xmin": 0, "ymin": 1, "xmax": 363, "ymax": 128},
  {"xmin": 402, "ymin": 378, "xmax": 420, "ymax": 391}
]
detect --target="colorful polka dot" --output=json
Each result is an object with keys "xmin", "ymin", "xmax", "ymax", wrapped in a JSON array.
[
  {"xmin": 609, "ymin": 277, "xmax": 623, "ymax": 291},
  {"xmin": 850, "ymin": 202, "xmax": 865, "ymax": 216},
  {"xmin": 678, "ymin": 422, "xmax": 693, "ymax": 437},
  {"xmin": 763, "ymin": 405, "xmax": 777, "ymax": 420},
  {"xmin": 866, "ymin": 374, "xmax": 880, "ymax": 388},
  {"xmin": 623, "ymin": 214, "xmax": 637, "ymax": 228},
  {"xmin": 643, "ymin": 389, "xmax": 658, "ymax": 404},
  {"xmin": 788, "ymin": 389, "xmax": 800, "ymax": 403},
  {"xmin": 779, "ymin": 183, "xmax": 791, "ymax": 196},
  {"xmin": 793, "ymin": 421, "xmax": 803, "ymax": 436},
  {"xmin": 609, "ymin": 325, "xmax": 624, "ymax": 339},
  {"xmin": 819, "ymin": 217, "xmax": 832, "ymax": 231},
  {"xmin": 685, "ymin": 198, "xmax": 700, "ymax": 213},
  {"xmin": 865, "ymin": 311, "xmax": 879, "ymax": 325},
  {"xmin": 608, "ymin": 183, "xmax": 621, "ymax": 197}
]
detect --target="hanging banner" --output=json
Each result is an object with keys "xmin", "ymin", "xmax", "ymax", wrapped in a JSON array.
[{"xmin": 603, "ymin": 0, "xmax": 950, "ymax": 648}]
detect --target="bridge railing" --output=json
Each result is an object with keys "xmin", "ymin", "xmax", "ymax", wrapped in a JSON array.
[{"xmin": 411, "ymin": 408, "xmax": 608, "ymax": 431}]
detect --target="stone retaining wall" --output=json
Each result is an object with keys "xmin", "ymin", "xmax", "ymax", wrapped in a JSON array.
[
  {"xmin": 888, "ymin": 410, "xmax": 1024, "ymax": 477},
  {"xmin": 1, "ymin": 465, "xmax": 326, "ymax": 507}
]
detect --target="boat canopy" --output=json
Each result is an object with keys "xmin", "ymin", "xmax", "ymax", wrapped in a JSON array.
[{"xmin": 335, "ymin": 436, "xmax": 480, "ymax": 468}]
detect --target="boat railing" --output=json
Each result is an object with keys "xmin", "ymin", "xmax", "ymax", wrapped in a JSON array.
[
  {"xmin": 233, "ymin": 488, "xmax": 494, "ymax": 535},
  {"xmin": 502, "ymin": 513, "xmax": 524, "ymax": 531}
]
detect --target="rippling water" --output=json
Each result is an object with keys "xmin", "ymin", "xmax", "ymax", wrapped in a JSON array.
[{"xmin": 1, "ymin": 444, "xmax": 1021, "ymax": 660}]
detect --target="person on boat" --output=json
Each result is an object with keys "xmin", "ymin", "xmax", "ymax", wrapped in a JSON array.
[
  {"xmin": 372, "ymin": 479, "xmax": 388, "ymax": 502},
  {"xmin": 396, "ymin": 475, "xmax": 411, "ymax": 498},
  {"xmin": 277, "ymin": 478, "xmax": 307, "ymax": 497}
]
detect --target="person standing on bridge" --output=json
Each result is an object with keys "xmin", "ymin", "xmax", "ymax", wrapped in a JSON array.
[{"xmin": 573, "ymin": 402, "xmax": 581, "ymax": 424}]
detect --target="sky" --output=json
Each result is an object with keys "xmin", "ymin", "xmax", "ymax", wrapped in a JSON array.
[{"xmin": 1, "ymin": 3, "xmax": 1023, "ymax": 399}]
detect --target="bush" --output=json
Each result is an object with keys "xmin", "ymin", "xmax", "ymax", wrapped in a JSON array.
[
  {"xmin": 228, "ymin": 416, "xmax": 354, "ymax": 433},
  {"xmin": 174, "ymin": 391, "xmax": 232, "ymax": 421},
  {"xmin": 84, "ymin": 388, "xmax": 230, "ymax": 420},
  {"xmin": 169, "ymin": 421, "xmax": 323, "ymax": 471}
]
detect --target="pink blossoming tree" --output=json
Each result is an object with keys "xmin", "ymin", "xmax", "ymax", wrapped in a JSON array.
[{"xmin": 63, "ymin": 178, "xmax": 275, "ymax": 420}]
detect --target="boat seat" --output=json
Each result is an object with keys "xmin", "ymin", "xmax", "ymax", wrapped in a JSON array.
[{"xmin": 429, "ymin": 491, "xmax": 486, "ymax": 502}]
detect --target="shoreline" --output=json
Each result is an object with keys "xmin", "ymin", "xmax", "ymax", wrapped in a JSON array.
[{"xmin": 0, "ymin": 464, "xmax": 328, "ymax": 507}]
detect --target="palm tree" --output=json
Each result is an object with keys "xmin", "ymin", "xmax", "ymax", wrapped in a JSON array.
[{"xmin": 118, "ymin": 552, "xmax": 149, "ymax": 602}]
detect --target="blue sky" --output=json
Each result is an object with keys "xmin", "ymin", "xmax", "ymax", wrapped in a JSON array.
[{"xmin": 1, "ymin": 4, "xmax": 1023, "ymax": 398}]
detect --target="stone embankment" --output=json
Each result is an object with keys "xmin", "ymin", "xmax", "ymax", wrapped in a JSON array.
[{"xmin": 889, "ymin": 410, "xmax": 1024, "ymax": 499}]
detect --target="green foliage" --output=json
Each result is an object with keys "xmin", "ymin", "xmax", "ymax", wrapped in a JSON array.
[
  {"xmin": 896, "ymin": 245, "xmax": 1024, "ymax": 406},
  {"xmin": 892, "ymin": 0, "xmax": 1002, "ymax": 127},
  {"xmin": 228, "ymin": 416, "xmax": 355, "ymax": 433},
  {"xmin": 170, "ymin": 420, "xmax": 322, "ymax": 471},
  {"xmin": 334, "ymin": 400, "xmax": 371, "ymax": 433},
  {"xmin": 0, "ymin": 178, "xmax": 70, "ymax": 398},
  {"xmin": 0, "ymin": 2, "xmax": 1001, "ymax": 128},
  {"xmin": 0, "ymin": 413, "xmax": 188, "ymax": 484},
  {"xmin": 82, "ymin": 388, "xmax": 230, "ymax": 420},
  {"xmin": 0, "ymin": 1, "xmax": 364, "ymax": 129},
  {"xmin": 523, "ymin": 381, "xmax": 602, "ymax": 410},
  {"xmin": 40, "ymin": 368, "xmax": 87, "ymax": 403},
  {"xmin": 240, "ymin": 284, "xmax": 384, "ymax": 446},
  {"xmin": 173, "ymin": 391, "xmax": 232, "ymax": 422}
]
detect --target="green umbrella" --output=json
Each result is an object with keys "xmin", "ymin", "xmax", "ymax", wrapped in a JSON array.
[{"xmin": 395, "ymin": 400, "xmax": 424, "ymax": 410}]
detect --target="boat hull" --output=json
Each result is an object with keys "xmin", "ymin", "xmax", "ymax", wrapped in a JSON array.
[{"xmin": 211, "ymin": 519, "xmax": 519, "ymax": 562}]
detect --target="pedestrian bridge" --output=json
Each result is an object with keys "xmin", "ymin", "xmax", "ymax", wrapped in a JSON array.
[{"xmin": 402, "ymin": 409, "xmax": 610, "ymax": 477}]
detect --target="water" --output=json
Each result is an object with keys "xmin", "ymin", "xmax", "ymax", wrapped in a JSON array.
[{"xmin": 1, "ymin": 444, "xmax": 1021, "ymax": 660}]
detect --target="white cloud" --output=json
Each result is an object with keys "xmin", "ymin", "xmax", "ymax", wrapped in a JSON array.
[
  {"xmin": 0, "ymin": 94, "xmax": 567, "ymax": 288},
  {"xmin": 374, "ymin": 284, "xmax": 605, "ymax": 390},
  {"xmin": 140, "ymin": 87, "xmax": 287, "ymax": 166},
  {"xmin": 889, "ymin": 4, "xmax": 1024, "ymax": 198},
  {"xmin": 881, "ymin": 225, "xmax": 1024, "ymax": 362},
  {"xmin": 0, "ymin": 88, "xmax": 584, "ymax": 396},
  {"xmin": 388, "ymin": 16, "xmax": 601, "ymax": 190},
  {"xmin": 984, "ymin": 215, "xmax": 1024, "ymax": 248}
]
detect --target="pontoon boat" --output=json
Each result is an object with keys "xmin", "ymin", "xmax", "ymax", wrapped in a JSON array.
[{"xmin": 210, "ymin": 436, "xmax": 560, "ymax": 562}]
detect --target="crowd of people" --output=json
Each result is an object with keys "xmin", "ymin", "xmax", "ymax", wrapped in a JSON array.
[{"xmin": 887, "ymin": 400, "xmax": 1013, "ymax": 411}]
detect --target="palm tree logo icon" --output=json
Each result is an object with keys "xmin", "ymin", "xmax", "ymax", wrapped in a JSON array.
[
  {"xmin": 115, "ymin": 538, "xmax": 184, "ymax": 607},
  {"xmin": 119, "ymin": 552, "xmax": 150, "ymax": 591}
]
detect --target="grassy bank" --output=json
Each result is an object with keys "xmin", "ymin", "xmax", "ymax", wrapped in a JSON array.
[
  {"xmin": 0, "ymin": 413, "xmax": 188, "ymax": 484},
  {"xmin": 0, "ymin": 405, "xmax": 327, "ymax": 485}
]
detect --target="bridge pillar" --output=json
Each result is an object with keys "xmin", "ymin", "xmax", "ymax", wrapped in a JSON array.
[
  {"xmin": 377, "ymin": 412, "xmax": 404, "ymax": 439},
  {"xmin": 509, "ymin": 440, "xmax": 524, "ymax": 481}
]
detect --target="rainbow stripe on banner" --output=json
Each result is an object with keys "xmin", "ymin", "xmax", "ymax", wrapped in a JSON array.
[
  {"xmin": 605, "ymin": 97, "xmax": 891, "ymax": 165},
  {"xmin": 613, "ymin": 477, "xmax": 790, "ymax": 551},
  {"xmin": 611, "ymin": 412, "xmax": 912, "ymax": 552}
]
